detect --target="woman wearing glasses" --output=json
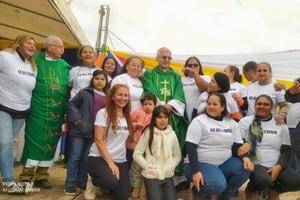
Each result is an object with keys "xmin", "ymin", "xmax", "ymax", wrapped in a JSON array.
[{"xmin": 181, "ymin": 56, "xmax": 210, "ymax": 121}]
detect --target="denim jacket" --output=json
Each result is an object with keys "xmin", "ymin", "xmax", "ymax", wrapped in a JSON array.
[{"xmin": 67, "ymin": 87, "xmax": 95, "ymax": 138}]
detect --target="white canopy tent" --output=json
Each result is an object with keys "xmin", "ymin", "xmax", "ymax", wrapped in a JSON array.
[{"xmin": 0, "ymin": 0, "xmax": 89, "ymax": 49}]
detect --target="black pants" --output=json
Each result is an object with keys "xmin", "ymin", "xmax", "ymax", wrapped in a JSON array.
[
  {"xmin": 247, "ymin": 164, "xmax": 300, "ymax": 193},
  {"xmin": 144, "ymin": 177, "xmax": 177, "ymax": 200},
  {"xmin": 87, "ymin": 156, "xmax": 130, "ymax": 200}
]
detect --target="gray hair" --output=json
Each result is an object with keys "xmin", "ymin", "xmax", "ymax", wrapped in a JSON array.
[
  {"xmin": 44, "ymin": 35, "xmax": 61, "ymax": 48},
  {"xmin": 156, "ymin": 47, "xmax": 171, "ymax": 57}
]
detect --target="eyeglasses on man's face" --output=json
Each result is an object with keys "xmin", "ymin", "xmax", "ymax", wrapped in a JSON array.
[
  {"xmin": 161, "ymin": 56, "xmax": 172, "ymax": 60},
  {"xmin": 49, "ymin": 44, "xmax": 64, "ymax": 49}
]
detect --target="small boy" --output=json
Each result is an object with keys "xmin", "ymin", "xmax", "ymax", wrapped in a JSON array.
[{"xmin": 126, "ymin": 92, "xmax": 156, "ymax": 199}]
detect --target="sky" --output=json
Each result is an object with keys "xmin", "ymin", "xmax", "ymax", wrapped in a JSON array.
[{"xmin": 69, "ymin": 0, "xmax": 300, "ymax": 55}]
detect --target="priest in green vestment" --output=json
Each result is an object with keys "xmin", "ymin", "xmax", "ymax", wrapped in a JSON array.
[
  {"xmin": 142, "ymin": 47, "xmax": 189, "ymax": 174},
  {"xmin": 19, "ymin": 36, "xmax": 70, "ymax": 188}
]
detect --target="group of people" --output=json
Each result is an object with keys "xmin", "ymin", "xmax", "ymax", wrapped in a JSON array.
[{"xmin": 0, "ymin": 34, "xmax": 300, "ymax": 200}]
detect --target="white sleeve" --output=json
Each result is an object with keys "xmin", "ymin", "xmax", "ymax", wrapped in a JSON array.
[
  {"xmin": 168, "ymin": 99, "xmax": 185, "ymax": 116},
  {"xmin": 133, "ymin": 130, "xmax": 150, "ymax": 169},
  {"xmin": 227, "ymin": 95, "xmax": 239, "ymax": 113},
  {"xmin": 110, "ymin": 75, "xmax": 123, "ymax": 87},
  {"xmin": 231, "ymin": 120, "xmax": 243, "ymax": 143},
  {"xmin": 172, "ymin": 133, "xmax": 182, "ymax": 166},
  {"xmin": 185, "ymin": 117, "xmax": 203, "ymax": 145},
  {"xmin": 276, "ymin": 89, "xmax": 286, "ymax": 104},
  {"xmin": 197, "ymin": 92, "xmax": 208, "ymax": 114},
  {"xmin": 0, "ymin": 52, "xmax": 5, "ymax": 72},
  {"xmin": 281, "ymin": 125, "xmax": 291, "ymax": 145},
  {"xmin": 197, "ymin": 102, "xmax": 207, "ymax": 114},
  {"xmin": 68, "ymin": 67, "xmax": 77, "ymax": 87},
  {"xmin": 239, "ymin": 116, "xmax": 251, "ymax": 139},
  {"xmin": 202, "ymin": 75, "xmax": 211, "ymax": 82},
  {"xmin": 94, "ymin": 109, "xmax": 107, "ymax": 127},
  {"xmin": 241, "ymin": 86, "xmax": 248, "ymax": 98}
]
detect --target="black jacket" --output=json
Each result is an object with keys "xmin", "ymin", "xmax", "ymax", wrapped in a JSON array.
[{"xmin": 68, "ymin": 87, "xmax": 96, "ymax": 138}]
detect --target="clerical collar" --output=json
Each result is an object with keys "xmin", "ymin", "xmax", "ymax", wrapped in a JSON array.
[
  {"xmin": 16, "ymin": 49, "xmax": 26, "ymax": 62},
  {"xmin": 157, "ymin": 66, "xmax": 170, "ymax": 72},
  {"xmin": 45, "ymin": 53, "xmax": 58, "ymax": 61},
  {"xmin": 205, "ymin": 111, "xmax": 224, "ymax": 121}
]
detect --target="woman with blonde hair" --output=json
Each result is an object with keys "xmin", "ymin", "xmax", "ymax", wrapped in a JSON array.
[{"xmin": 0, "ymin": 35, "xmax": 37, "ymax": 194}]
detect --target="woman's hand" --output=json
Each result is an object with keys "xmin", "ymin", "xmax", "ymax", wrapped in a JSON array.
[
  {"xmin": 192, "ymin": 172, "xmax": 204, "ymax": 192},
  {"xmin": 243, "ymin": 157, "xmax": 254, "ymax": 172},
  {"xmin": 267, "ymin": 165, "xmax": 282, "ymax": 182},
  {"xmin": 238, "ymin": 143, "xmax": 250, "ymax": 156},
  {"xmin": 108, "ymin": 162, "xmax": 120, "ymax": 180},
  {"xmin": 275, "ymin": 115, "xmax": 285, "ymax": 125},
  {"xmin": 273, "ymin": 82, "xmax": 285, "ymax": 91}
]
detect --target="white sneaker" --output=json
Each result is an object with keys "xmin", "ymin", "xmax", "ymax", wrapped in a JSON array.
[{"xmin": 84, "ymin": 176, "xmax": 96, "ymax": 200}]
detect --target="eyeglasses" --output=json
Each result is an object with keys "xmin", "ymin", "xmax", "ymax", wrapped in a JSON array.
[
  {"xmin": 187, "ymin": 64, "xmax": 199, "ymax": 68},
  {"xmin": 161, "ymin": 56, "xmax": 172, "ymax": 60},
  {"xmin": 49, "ymin": 44, "xmax": 64, "ymax": 49}
]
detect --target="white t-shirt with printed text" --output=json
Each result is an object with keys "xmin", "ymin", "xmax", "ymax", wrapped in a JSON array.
[
  {"xmin": 182, "ymin": 75, "xmax": 211, "ymax": 121},
  {"xmin": 0, "ymin": 51, "xmax": 37, "ymax": 111},
  {"xmin": 186, "ymin": 114, "xmax": 243, "ymax": 166},
  {"xmin": 89, "ymin": 108, "xmax": 130, "ymax": 163},
  {"xmin": 68, "ymin": 66, "xmax": 97, "ymax": 99},
  {"xmin": 242, "ymin": 82, "xmax": 285, "ymax": 116},
  {"xmin": 239, "ymin": 115, "xmax": 291, "ymax": 168},
  {"xmin": 111, "ymin": 73, "xmax": 143, "ymax": 112}
]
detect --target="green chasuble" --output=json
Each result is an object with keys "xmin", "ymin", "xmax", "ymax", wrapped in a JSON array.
[
  {"xmin": 142, "ymin": 66, "xmax": 189, "ymax": 151},
  {"xmin": 21, "ymin": 51, "xmax": 70, "ymax": 165}
]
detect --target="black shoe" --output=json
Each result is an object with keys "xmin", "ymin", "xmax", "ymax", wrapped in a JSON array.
[{"xmin": 34, "ymin": 179, "xmax": 52, "ymax": 189}]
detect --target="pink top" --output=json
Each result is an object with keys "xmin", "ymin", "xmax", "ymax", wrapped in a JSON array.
[{"xmin": 126, "ymin": 107, "xmax": 152, "ymax": 150}]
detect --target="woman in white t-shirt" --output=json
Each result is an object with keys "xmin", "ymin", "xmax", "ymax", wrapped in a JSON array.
[
  {"xmin": 241, "ymin": 62, "xmax": 288, "ymax": 125},
  {"xmin": 68, "ymin": 45, "xmax": 97, "ymax": 100},
  {"xmin": 197, "ymin": 72, "xmax": 241, "ymax": 121},
  {"xmin": 224, "ymin": 65, "xmax": 245, "ymax": 110},
  {"xmin": 0, "ymin": 35, "xmax": 37, "ymax": 193},
  {"xmin": 181, "ymin": 56, "xmax": 210, "ymax": 121},
  {"xmin": 239, "ymin": 94, "xmax": 300, "ymax": 199},
  {"xmin": 111, "ymin": 56, "xmax": 144, "ymax": 112},
  {"xmin": 185, "ymin": 93, "xmax": 251, "ymax": 199},
  {"xmin": 86, "ymin": 84, "xmax": 133, "ymax": 200}
]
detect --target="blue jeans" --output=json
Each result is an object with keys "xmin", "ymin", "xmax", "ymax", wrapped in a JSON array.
[
  {"xmin": 65, "ymin": 136, "xmax": 93, "ymax": 190},
  {"xmin": 0, "ymin": 111, "xmax": 25, "ymax": 182},
  {"xmin": 184, "ymin": 157, "xmax": 249, "ymax": 197},
  {"xmin": 289, "ymin": 128, "xmax": 300, "ymax": 173}
]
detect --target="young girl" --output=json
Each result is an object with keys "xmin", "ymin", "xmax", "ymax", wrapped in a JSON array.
[
  {"xmin": 101, "ymin": 56, "xmax": 119, "ymax": 81},
  {"xmin": 133, "ymin": 105, "xmax": 181, "ymax": 200},
  {"xmin": 64, "ymin": 70, "xmax": 108, "ymax": 195},
  {"xmin": 86, "ymin": 84, "xmax": 133, "ymax": 200},
  {"xmin": 69, "ymin": 45, "xmax": 97, "ymax": 99},
  {"xmin": 127, "ymin": 92, "xmax": 156, "ymax": 199}
]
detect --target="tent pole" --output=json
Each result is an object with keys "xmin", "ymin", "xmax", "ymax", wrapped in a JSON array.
[{"xmin": 95, "ymin": 5, "xmax": 110, "ymax": 53}]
